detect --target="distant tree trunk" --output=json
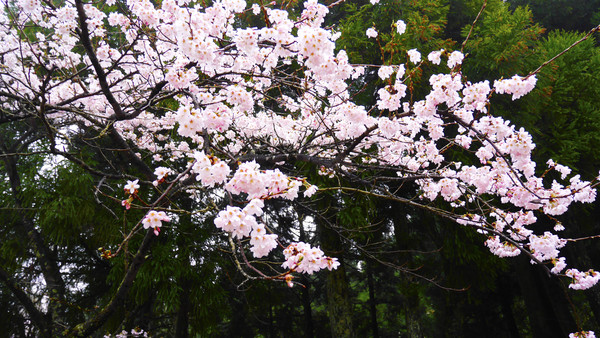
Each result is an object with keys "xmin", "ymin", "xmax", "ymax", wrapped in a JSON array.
[
  {"xmin": 499, "ymin": 276, "xmax": 520, "ymax": 337},
  {"xmin": 269, "ymin": 304, "xmax": 276, "ymax": 338},
  {"xmin": 405, "ymin": 290, "xmax": 421, "ymax": 338},
  {"xmin": 227, "ymin": 288, "xmax": 252, "ymax": 338},
  {"xmin": 299, "ymin": 219, "xmax": 314, "ymax": 337},
  {"xmin": 301, "ymin": 277, "xmax": 314, "ymax": 337},
  {"xmin": 513, "ymin": 257, "xmax": 576, "ymax": 337},
  {"xmin": 585, "ymin": 284, "xmax": 600, "ymax": 328},
  {"xmin": 366, "ymin": 259, "xmax": 379, "ymax": 338},
  {"xmin": 175, "ymin": 277, "xmax": 190, "ymax": 338},
  {"xmin": 175, "ymin": 198, "xmax": 192, "ymax": 338},
  {"xmin": 319, "ymin": 222, "xmax": 354, "ymax": 338},
  {"xmin": 326, "ymin": 263, "xmax": 354, "ymax": 338}
]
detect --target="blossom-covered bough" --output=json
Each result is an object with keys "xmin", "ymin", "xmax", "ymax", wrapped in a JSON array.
[{"xmin": 1, "ymin": 0, "xmax": 599, "ymax": 335}]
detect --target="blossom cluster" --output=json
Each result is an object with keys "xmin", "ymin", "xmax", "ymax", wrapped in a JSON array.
[
  {"xmin": 214, "ymin": 203, "xmax": 262, "ymax": 241},
  {"xmin": 494, "ymin": 75, "xmax": 538, "ymax": 100},
  {"xmin": 213, "ymin": 199, "xmax": 333, "ymax": 270},
  {"xmin": 528, "ymin": 232, "xmax": 566, "ymax": 262},
  {"xmin": 566, "ymin": 269, "xmax": 600, "ymax": 290},
  {"xmin": 282, "ymin": 242, "xmax": 340, "ymax": 274},
  {"xmin": 485, "ymin": 236, "xmax": 520, "ymax": 258},
  {"xmin": 122, "ymin": 180, "xmax": 140, "ymax": 210},
  {"xmin": 224, "ymin": 161, "xmax": 302, "ymax": 200},
  {"xmin": 191, "ymin": 152, "xmax": 231, "ymax": 187},
  {"xmin": 366, "ymin": 27, "xmax": 378, "ymax": 38},
  {"xmin": 142, "ymin": 210, "xmax": 171, "ymax": 236}
]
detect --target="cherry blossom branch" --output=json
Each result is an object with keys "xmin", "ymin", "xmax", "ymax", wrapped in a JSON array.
[
  {"xmin": 318, "ymin": 184, "xmax": 552, "ymax": 275},
  {"xmin": 228, "ymin": 235, "xmax": 260, "ymax": 283},
  {"xmin": 437, "ymin": 109, "xmax": 543, "ymax": 200},
  {"xmin": 236, "ymin": 238, "xmax": 270, "ymax": 278},
  {"xmin": 110, "ymin": 160, "xmax": 197, "ymax": 258},
  {"xmin": 74, "ymin": 0, "xmax": 125, "ymax": 120},
  {"xmin": 333, "ymin": 124, "xmax": 378, "ymax": 163},
  {"xmin": 327, "ymin": 0, "xmax": 346, "ymax": 8},
  {"xmin": 296, "ymin": 198, "xmax": 467, "ymax": 291},
  {"xmin": 567, "ymin": 234, "xmax": 600, "ymax": 243},
  {"xmin": 64, "ymin": 226, "xmax": 156, "ymax": 336},
  {"xmin": 461, "ymin": 0, "xmax": 487, "ymax": 53},
  {"xmin": 528, "ymin": 24, "xmax": 600, "ymax": 78}
]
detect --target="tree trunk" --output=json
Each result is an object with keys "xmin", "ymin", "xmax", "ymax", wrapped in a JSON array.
[
  {"xmin": 325, "ymin": 263, "xmax": 354, "ymax": 338},
  {"xmin": 366, "ymin": 259, "xmax": 379, "ymax": 338},
  {"xmin": 301, "ymin": 277, "xmax": 314, "ymax": 337},
  {"xmin": 299, "ymin": 220, "xmax": 315, "ymax": 337},
  {"xmin": 175, "ymin": 278, "xmax": 190, "ymax": 338},
  {"xmin": 227, "ymin": 288, "xmax": 252, "ymax": 338},
  {"xmin": 319, "ymin": 222, "xmax": 354, "ymax": 338},
  {"xmin": 499, "ymin": 276, "xmax": 521, "ymax": 337},
  {"xmin": 513, "ymin": 257, "xmax": 576, "ymax": 337}
]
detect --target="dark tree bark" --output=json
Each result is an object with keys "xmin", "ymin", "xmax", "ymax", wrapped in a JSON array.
[
  {"xmin": 300, "ymin": 277, "xmax": 315, "ymax": 338},
  {"xmin": 319, "ymin": 222, "xmax": 355, "ymax": 338},
  {"xmin": 513, "ymin": 257, "xmax": 577, "ymax": 337},
  {"xmin": 298, "ymin": 216, "xmax": 315, "ymax": 337},
  {"xmin": 226, "ymin": 287, "xmax": 252, "ymax": 338},
  {"xmin": 499, "ymin": 277, "xmax": 521, "ymax": 338},
  {"xmin": 175, "ymin": 281, "xmax": 190, "ymax": 337},
  {"xmin": 366, "ymin": 259, "xmax": 380, "ymax": 338}
]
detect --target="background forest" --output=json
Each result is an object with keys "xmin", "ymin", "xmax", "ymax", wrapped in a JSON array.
[{"xmin": 2, "ymin": 0, "xmax": 600, "ymax": 337}]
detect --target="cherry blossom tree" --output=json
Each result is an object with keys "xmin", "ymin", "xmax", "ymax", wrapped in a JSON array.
[{"xmin": 0, "ymin": 0, "xmax": 599, "ymax": 335}]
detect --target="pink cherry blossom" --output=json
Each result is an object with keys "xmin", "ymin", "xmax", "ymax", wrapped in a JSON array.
[
  {"xmin": 407, "ymin": 49, "xmax": 421, "ymax": 64},
  {"xmin": 124, "ymin": 180, "xmax": 140, "ymax": 194},
  {"xmin": 366, "ymin": 27, "xmax": 378, "ymax": 38},
  {"xmin": 142, "ymin": 210, "xmax": 171, "ymax": 236},
  {"xmin": 428, "ymin": 50, "xmax": 443, "ymax": 65},
  {"xmin": 447, "ymin": 50, "xmax": 464, "ymax": 68},
  {"xmin": 395, "ymin": 20, "xmax": 406, "ymax": 35},
  {"xmin": 570, "ymin": 331, "xmax": 596, "ymax": 338}
]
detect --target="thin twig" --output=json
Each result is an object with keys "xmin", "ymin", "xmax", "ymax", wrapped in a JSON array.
[
  {"xmin": 528, "ymin": 24, "xmax": 600, "ymax": 78},
  {"xmin": 461, "ymin": 0, "xmax": 487, "ymax": 53}
]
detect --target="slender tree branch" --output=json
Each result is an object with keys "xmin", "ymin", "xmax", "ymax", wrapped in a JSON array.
[
  {"xmin": 0, "ymin": 265, "xmax": 51, "ymax": 337},
  {"xmin": 461, "ymin": 0, "xmax": 487, "ymax": 53},
  {"xmin": 63, "ymin": 229, "xmax": 155, "ymax": 337},
  {"xmin": 528, "ymin": 24, "xmax": 600, "ymax": 78},
  {"xmin": 74, "ymin": 0, "xmax": 126, "ymax": 120}
]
